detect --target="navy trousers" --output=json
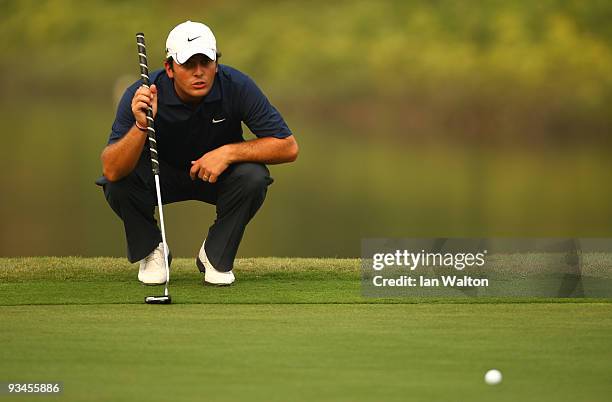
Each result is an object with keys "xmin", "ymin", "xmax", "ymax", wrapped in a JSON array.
[{"xmin": 99, "ymin": 153, "xmax": 272, "ymax": 271}]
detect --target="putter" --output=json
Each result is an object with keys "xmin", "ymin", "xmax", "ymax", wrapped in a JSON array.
[{"xmin": 136, "ymin": 33, "xmax": 172, "ymax": 305}]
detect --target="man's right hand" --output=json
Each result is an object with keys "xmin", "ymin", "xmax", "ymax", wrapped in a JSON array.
[{"xmin": 131, "ymin": 84, "xmax": 158, "ymax": 128}]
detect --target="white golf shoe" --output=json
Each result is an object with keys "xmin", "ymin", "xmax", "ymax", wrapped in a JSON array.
[
  {"xmin": 138, "ymin": 242, "xmax": 171, "ymax": 285},
  {"xmin": 196, "ymin": 241, "xmax": 235, "ymax": 286}
]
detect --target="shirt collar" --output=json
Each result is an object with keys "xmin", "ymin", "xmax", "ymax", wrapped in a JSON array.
[
  {"xmin": 203, "ymin": 74, "xmax": 221, "ymax": 103},
  {"xmin": 159, "ymin": 70, "xmax": 221, "ymax": 106}
]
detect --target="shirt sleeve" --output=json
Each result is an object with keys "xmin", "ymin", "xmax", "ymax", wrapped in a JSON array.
[
  {"xmin": 107, "ymin": 82, "xmax": 139, "ymax": 145},
  {"xmin": 238, "ymin": 76, "xmax": 292, "ymax": 139}
]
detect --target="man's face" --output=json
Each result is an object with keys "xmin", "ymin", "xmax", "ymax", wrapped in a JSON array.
[{"xmin": 164, "ymin": 54, "xmax": 217, "ymax": 104}]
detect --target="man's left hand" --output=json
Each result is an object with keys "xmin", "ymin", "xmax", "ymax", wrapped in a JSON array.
[{"xmin": 190, "ymin": 147, "xmax": 231, "ymax": 183}]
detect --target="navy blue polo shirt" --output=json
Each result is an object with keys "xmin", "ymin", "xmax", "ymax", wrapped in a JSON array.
[{"xmin": 107, "ymin": 64, "xmax": 292, "ymax": 171}]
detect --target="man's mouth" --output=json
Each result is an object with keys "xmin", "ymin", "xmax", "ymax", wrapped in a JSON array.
[{"xmin": 192, "ymin": 81, "xmax": 207, "ymax": 89}]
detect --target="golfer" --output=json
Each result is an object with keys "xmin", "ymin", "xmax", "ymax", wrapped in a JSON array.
[{"xmin": 98, "ymin": 21, "xmax": 298, "ymax": 286}]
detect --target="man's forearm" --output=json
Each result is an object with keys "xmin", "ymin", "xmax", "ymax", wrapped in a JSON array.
[
  {"xmin": 223, "ymin": 136, "xmax": 298, "ymax": 165},
  {"xmin": 101, "ymin": 125, "xmax": 148, "ymax": 182}
]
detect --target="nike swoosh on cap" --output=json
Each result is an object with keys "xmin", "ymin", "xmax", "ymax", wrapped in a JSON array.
[{"xmin": 187, "ymin": 36, "xmax": 201, "ymax": 42}]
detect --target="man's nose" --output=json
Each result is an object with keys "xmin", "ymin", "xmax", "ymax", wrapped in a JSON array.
[{"xmin": 193, "ymin": 64, "xmax": 204, "ymax": 76}]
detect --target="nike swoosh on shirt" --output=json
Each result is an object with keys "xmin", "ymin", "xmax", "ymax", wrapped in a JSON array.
[
  {"xmin": 212, "ymin": 118, "xmax": 226, "ymax": 123},
  {"xmin": 187, "ymin": 36, "xmax": 201, "ymax": 42}
]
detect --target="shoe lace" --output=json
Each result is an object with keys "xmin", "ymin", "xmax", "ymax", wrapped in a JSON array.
[{"xmin": 144, "ymin": 245, "xmax": 164, "ymax": 265}]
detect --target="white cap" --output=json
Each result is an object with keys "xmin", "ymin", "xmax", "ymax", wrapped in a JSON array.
[{"xmin": 165, "ymin": 21, "xmax": 217, "ymax": 64}]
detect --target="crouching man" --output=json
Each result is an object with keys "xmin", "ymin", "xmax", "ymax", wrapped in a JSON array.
[{"xmin": 98, "ymin": 21, "xmax": 298, "ymax": 286}]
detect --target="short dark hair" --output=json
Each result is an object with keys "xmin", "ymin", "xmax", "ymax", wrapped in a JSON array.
[{"xmin": 165, "ymin": 52, "xmax": 222, "ymax": 69}]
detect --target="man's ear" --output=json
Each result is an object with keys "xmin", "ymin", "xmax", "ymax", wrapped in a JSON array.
[{"xmin": 164, "ymin": 60, "xmax": 174, "ymax": 78}]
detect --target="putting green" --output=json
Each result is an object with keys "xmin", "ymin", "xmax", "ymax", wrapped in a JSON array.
[{"xmin": 1, "ymin": 258, "xmax": 611, "ymax": 402}]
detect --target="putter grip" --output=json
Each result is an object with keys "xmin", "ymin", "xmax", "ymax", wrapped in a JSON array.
[{"xmin": 136, "ymin": 33, "xmax": 160, "ymax": 175}]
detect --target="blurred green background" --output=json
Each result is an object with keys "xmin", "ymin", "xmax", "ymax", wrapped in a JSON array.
[{"xmin": 0, "ymin": 0, "xmax": 611, "ymax": 259}]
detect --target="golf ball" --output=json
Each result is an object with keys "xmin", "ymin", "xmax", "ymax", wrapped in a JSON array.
[{"xmin": 484, "ymin": 369, "xmax": 502, "ymax": 385}]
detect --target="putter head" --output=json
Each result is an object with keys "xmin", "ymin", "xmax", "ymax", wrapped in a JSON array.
[{"xmin": 144, "ymin": 295, "xmax": 172, "ymax": 304}]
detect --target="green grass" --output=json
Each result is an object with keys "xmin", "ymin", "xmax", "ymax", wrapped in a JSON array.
[{"xmin": 1, "ymin": 257, "xmax": 611, "ymax": 402}]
